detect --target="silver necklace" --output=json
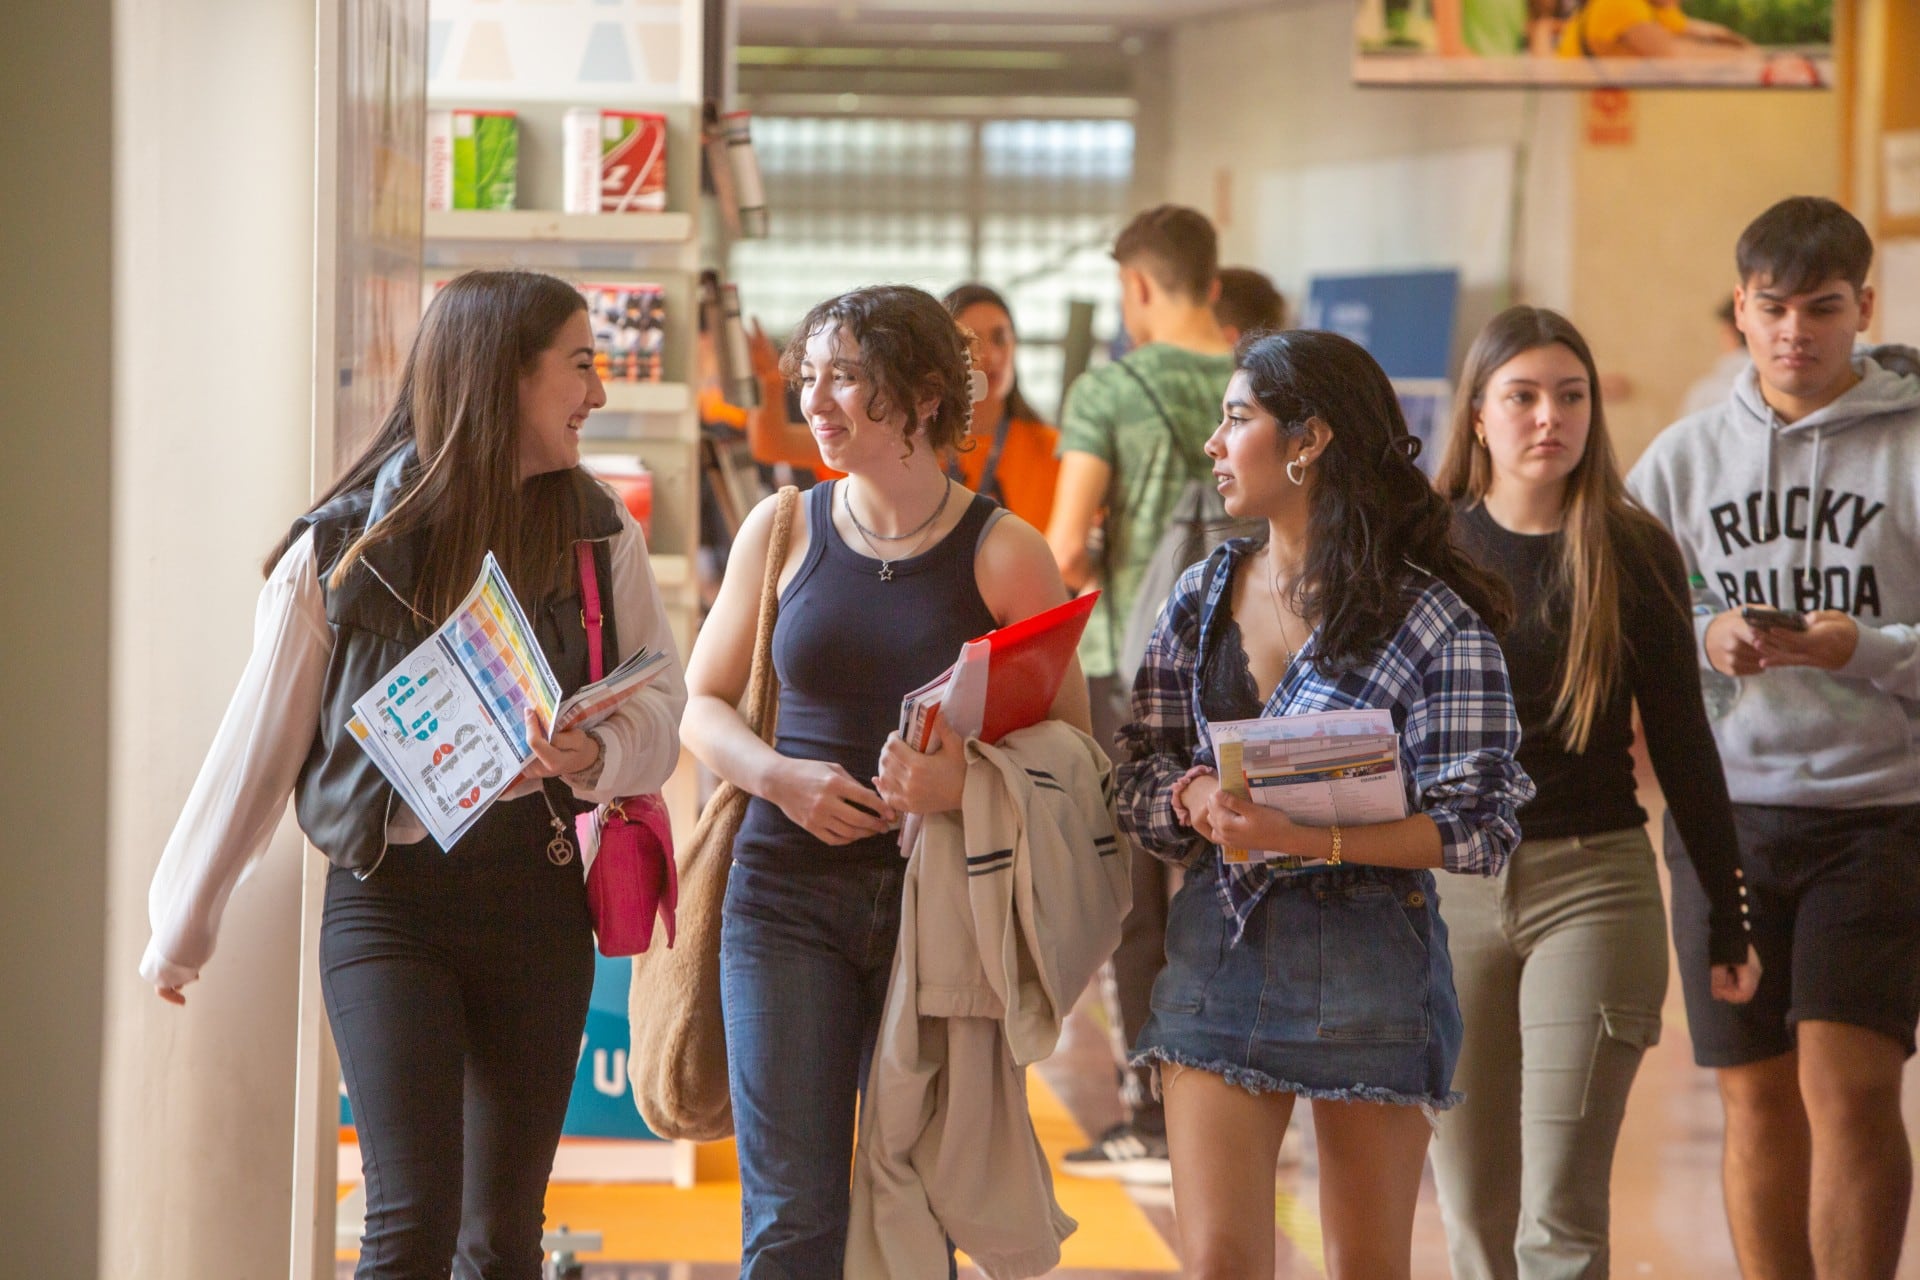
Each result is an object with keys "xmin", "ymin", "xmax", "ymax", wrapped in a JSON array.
[
  {"xmin": 1266, "ymin": 551, "xmax": 1300, "ymax": 670},
  {"xmin": 843, "ymin": 478, "xmax": 952, "ymax": 581}
]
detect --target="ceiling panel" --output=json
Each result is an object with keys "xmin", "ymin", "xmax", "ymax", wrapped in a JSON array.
[{"xmin": 740, "ymin": 0, "xmax": 1295, "ymax": 46}]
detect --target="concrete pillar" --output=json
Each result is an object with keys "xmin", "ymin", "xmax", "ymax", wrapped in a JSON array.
[
  {"xmin": 98, "ymin": 1, "xmax": 319, "ymax": 1277},
  {"xmin": 0, "ymin": 4, "xmax": 114, "ymax": 1275}
]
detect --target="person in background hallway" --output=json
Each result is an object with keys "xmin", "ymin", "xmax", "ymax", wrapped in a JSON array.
[
  {"xmin": 1430, "ymin": 305, "xmax": 1760, "ymax": 1280},
  {"xmin": 1118, "ymin": 329, "xmax": 1530, "ymax": 1280},
  {"xmin": 1680, "ymin": 295, "xmax": 1749, "ymax": 418},
  {"xmin": 941, "ymin": 282, "xmax": 1061, "ymax": 531},
  {"xmin": 1211, "ymin": 266, "xmax": 1287, "ymax": 346},
  {"xmin": 680, "ymin": 285, "xmax": 1087, "ymax": 1278},
  {"xmin": 1047, "ymin": 204, "xmax": 1235, "ymax": 1183},
  {"xmin": 1629, "ymin": 195, "xmax": 1920, "ymax": 1280},
  {"xmin": 142, "ymin": 270, "xmax": 688, "ymax": 1279}
]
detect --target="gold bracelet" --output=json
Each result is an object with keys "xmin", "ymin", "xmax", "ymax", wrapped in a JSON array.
[{"xmin": 1328, "ymin": 824, "xmax": 1343, "ymax": 865}]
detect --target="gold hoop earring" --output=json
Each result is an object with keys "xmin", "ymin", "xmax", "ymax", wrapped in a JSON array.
[{"xmin": 1286, "ymin": 456, "xmax": 1307, "ymax": 486}]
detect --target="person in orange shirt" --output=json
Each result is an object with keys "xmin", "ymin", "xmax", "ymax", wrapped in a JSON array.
[{"xmin": 943, "ymin": 283, "xmax": 1061, "ymax": 532}]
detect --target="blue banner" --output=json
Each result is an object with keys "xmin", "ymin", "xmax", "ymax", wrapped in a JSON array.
[{"xmin": 1305, "ymin": 269, "xmax": 1460, "ymax": 474}]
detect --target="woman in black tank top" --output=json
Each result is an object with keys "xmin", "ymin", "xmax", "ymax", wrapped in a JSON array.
[{"xmin": 679, "ymin": 285, "xmax": 1091, "ymax": 1277}]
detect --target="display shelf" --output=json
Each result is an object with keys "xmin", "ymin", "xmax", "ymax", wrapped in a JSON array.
[
  {"xmin": 599, "ymin": 381, "xmax": 692, "ymax": 414},
  {"xmin": 422, "ymin": 102, "xmax": 704, "ymax": 629},
  {"xmin": 425, "ymin": 209, "xmax": 693, "ymax": 244}
]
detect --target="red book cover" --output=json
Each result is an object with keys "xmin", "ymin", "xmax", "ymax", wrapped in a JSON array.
[
  {"xmin": 901, "ymin": 592, "xmax": 1097, "ymax": 750},
  {"xmin": 974, "ymin": 591, "xmax": 1098, "ymax": 743}
]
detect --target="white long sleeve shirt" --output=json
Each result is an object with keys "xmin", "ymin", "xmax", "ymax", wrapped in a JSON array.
[{"xmin": 140, "ymin": 506, "xmax": 687, "ymax": 990}]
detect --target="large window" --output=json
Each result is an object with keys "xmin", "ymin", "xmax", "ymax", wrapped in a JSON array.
[{"xmin": 731, "ymin": 114, "xmax": 1134, "ymax": 420}]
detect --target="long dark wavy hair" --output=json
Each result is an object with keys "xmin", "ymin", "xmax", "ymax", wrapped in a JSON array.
[
  {"xmin": 1237, "ymin": 329, "xmax": 1512, "ymax": 673},
  {"xmin": 265, "ymin": 270, "xmax": 591, "ymax": 619},
  {"xmin": 942, "ymin": 282, "xmax": 1043, "ymax": 424}
]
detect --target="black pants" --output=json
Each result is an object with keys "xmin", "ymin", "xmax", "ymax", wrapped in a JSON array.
[
  {"xmin": 321, "ymin": 808, "xmax": 596, "ymax": 1280},
  {"xmin": 1091, "ymin": 673, "xmax": 1168, "ymax": 1129}
]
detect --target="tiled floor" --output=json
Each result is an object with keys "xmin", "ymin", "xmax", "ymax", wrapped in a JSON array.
[{"xmin": 340, "ymin": 776, "xmax": 1920, "ymax": 1278}]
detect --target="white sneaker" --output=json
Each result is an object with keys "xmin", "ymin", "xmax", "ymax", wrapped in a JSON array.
[{"xmin": 1061, "ymin": 1122, "xmax": 1173, "ymax": 1186}]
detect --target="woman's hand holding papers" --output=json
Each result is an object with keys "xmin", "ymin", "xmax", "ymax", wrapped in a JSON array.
[
  {"xmin": 1178, "ymin": 773, "xmax": 1225, "ymax": 845},
  {"xmin": 875, "ymin": 712, "xmax": 968, "ymax": 818},
  {"xmin": 518, "ymin": 709, "xmax": 603, "ymax": 781},
  {"xmin": 1206, "ymin": 789, "xmax": 1317, "ymax": 861}
]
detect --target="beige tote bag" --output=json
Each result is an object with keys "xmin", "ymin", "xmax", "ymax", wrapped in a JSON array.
[{"xmin": 627, "ymin": 485, "xmax": 798, "ymax": 1141}]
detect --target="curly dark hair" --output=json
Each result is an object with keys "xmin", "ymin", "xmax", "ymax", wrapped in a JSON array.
[
  {"xmin": 1236, "ymin": 329, "xmax": 1513, "ymax": 672},
  {"xmin": 778, "ymin": 284, "xmax": 973, "ymax": 458}
]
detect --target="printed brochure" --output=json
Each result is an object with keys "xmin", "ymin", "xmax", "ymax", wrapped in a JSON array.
[
  {"xmin": 347, "ymin": 553, "xmax": 669, "ymax": 850},
  {"xmin": 1207, "ymin": 708, "xmax": 1409, "ymax": 864}
]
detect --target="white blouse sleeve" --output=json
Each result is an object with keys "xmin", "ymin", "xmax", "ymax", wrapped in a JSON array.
[
  {"xmin": 140, "ymin": 531, "xmax": 333, "ymax": 990},
  {"xmin": 564, "ymin": 504, "xmax": 688, "ymax": 802}
]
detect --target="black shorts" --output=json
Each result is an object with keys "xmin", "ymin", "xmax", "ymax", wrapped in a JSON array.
[{"xmin": 1666, "ymin": 802, "xmax": 1920, "ymax": 1068}]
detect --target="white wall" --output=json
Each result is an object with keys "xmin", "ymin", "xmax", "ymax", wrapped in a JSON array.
[
  {"xmin": 98, "ymin": 1, "xmax": 320, "ymax": 1276},
  {"xmin": 1162, "ymin": 0, "xmax": 1573, "ymax": 339},
  {"xmin": 0, "ymin": 4, "xmax": 114, "ymax": 1274},
  {"xmin": 1161, "ymin": 0, "xmax": 1839, "ymax": 466}
]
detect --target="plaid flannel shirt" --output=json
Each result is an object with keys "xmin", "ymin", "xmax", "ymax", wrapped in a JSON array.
[{"xmin": 1114, "ymin": 540, "xmax": 1533, "ymax": 942}]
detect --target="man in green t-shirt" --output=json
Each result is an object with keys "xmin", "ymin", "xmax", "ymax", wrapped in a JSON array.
[{"xmin": 1046, "ymin": 204, "xmax": 1234, "ymax": 1183}]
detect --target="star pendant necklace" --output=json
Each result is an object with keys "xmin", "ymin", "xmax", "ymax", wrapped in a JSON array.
[{"xmin": 844, "ymin": 476, "xmax": 953, "ymax": 582}]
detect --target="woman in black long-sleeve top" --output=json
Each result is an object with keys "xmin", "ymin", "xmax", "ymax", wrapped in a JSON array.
[{"xmin": 1429, "ymin": 306, "xmax": 1761, "ymax": 1280}]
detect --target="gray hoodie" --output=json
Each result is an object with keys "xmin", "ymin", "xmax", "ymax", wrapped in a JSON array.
[{"xmin": 1628, "ymin": 354, "xmax": 1920, "ymax": 809}]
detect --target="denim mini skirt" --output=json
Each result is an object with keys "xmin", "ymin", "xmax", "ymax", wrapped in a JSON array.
[{"xmin": 1133, "ymin": 858, "xmax": 1464, "ymax": 1113}]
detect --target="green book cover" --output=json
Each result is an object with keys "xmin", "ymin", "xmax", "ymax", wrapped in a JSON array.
[{"xmin": 452, "ymin": 111, "xmax": 517, "ymax": 211}]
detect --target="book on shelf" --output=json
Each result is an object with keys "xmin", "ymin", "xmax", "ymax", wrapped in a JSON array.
[
  {"xmin": 1206, "ymin": 708, "xmax": 1410, "ymax": 864},
  {"xmin": 579, "ymin": 282, "xmax": 666, "ymax": 383},
  {"xmin": 425, "ymin": 109, "xmax": 518, "ymax": 211},
  {"xmin": 346, "ymin": 553, "xmax": 671, "ymax": 851},
  {"xmin": 564, "ymin": 108, "xmax": 668, "ymax": 214}
]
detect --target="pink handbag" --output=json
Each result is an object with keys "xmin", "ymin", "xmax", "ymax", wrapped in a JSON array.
[{"xmin": 574, "ymin": 541, "xmax": 677, "ymax": 956}]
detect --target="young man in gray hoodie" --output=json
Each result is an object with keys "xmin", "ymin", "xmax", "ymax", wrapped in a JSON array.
[{"xmin": 1629, "ymin": 196, "xmax": 1920, "ymax": 1280}]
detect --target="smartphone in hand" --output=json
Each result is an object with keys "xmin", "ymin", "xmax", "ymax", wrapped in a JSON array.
[{"xmin": 1741, "ymin": 604, "xmax": 1809, "ymax": 632}]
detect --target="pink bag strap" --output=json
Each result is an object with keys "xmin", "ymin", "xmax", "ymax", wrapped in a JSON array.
[{"xmin": 576, "ymin": 541, "xmax": 606, "ymax": 682}]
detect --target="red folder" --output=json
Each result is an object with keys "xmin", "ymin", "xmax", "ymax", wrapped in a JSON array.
[{"xmin": 900, "ymin": 591, "xmax": 1098, "ymax": 749}]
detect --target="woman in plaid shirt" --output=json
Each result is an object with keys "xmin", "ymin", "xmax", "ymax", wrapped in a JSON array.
[{"xmin": 1115, "ymin": 329, "xmax": 1533, "ymax": 1279}]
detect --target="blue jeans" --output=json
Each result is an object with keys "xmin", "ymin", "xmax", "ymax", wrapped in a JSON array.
[
  {"xmin": 720, "ymin": 858, "xmax": 905, "ymax": 1279},
  {"xmin": 1134, "ymin": 858, "xmax": 1463, "ymax": 1111}
]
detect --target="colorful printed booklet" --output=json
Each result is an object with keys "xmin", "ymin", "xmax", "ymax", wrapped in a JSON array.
[
  {"xmin": 1206, "ymin": 708, "xmax": 1409, "ymax": 864},
  {"xmin": 347, "ymin": 553, "xmax": 670, "ymax": 851}
]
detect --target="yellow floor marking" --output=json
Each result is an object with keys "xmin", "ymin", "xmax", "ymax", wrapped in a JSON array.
[
  {"xmin": 1028, "ymin": 1069, "xmax": 1181, "ymax": 1272},
  {"xmin": 1274, "ymin": 1185, "xmax": 1326, "ymax": 1275},
  {"xmin": 340, "ymin": 1068, "xmax": 1178, "ymax": 1270}
]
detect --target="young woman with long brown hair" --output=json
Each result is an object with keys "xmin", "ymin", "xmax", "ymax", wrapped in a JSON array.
[
  {"xmin": 1430, "ymin": 305, "xmax": 1759, "ymax": 1280},
  {"xmin": 142, "ymin": 270, "xmax": 688, "ymax": 1278},
  {"xmin": 1116, "ymin": 329, "xmax": 1532, "ymax": 1279}
]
